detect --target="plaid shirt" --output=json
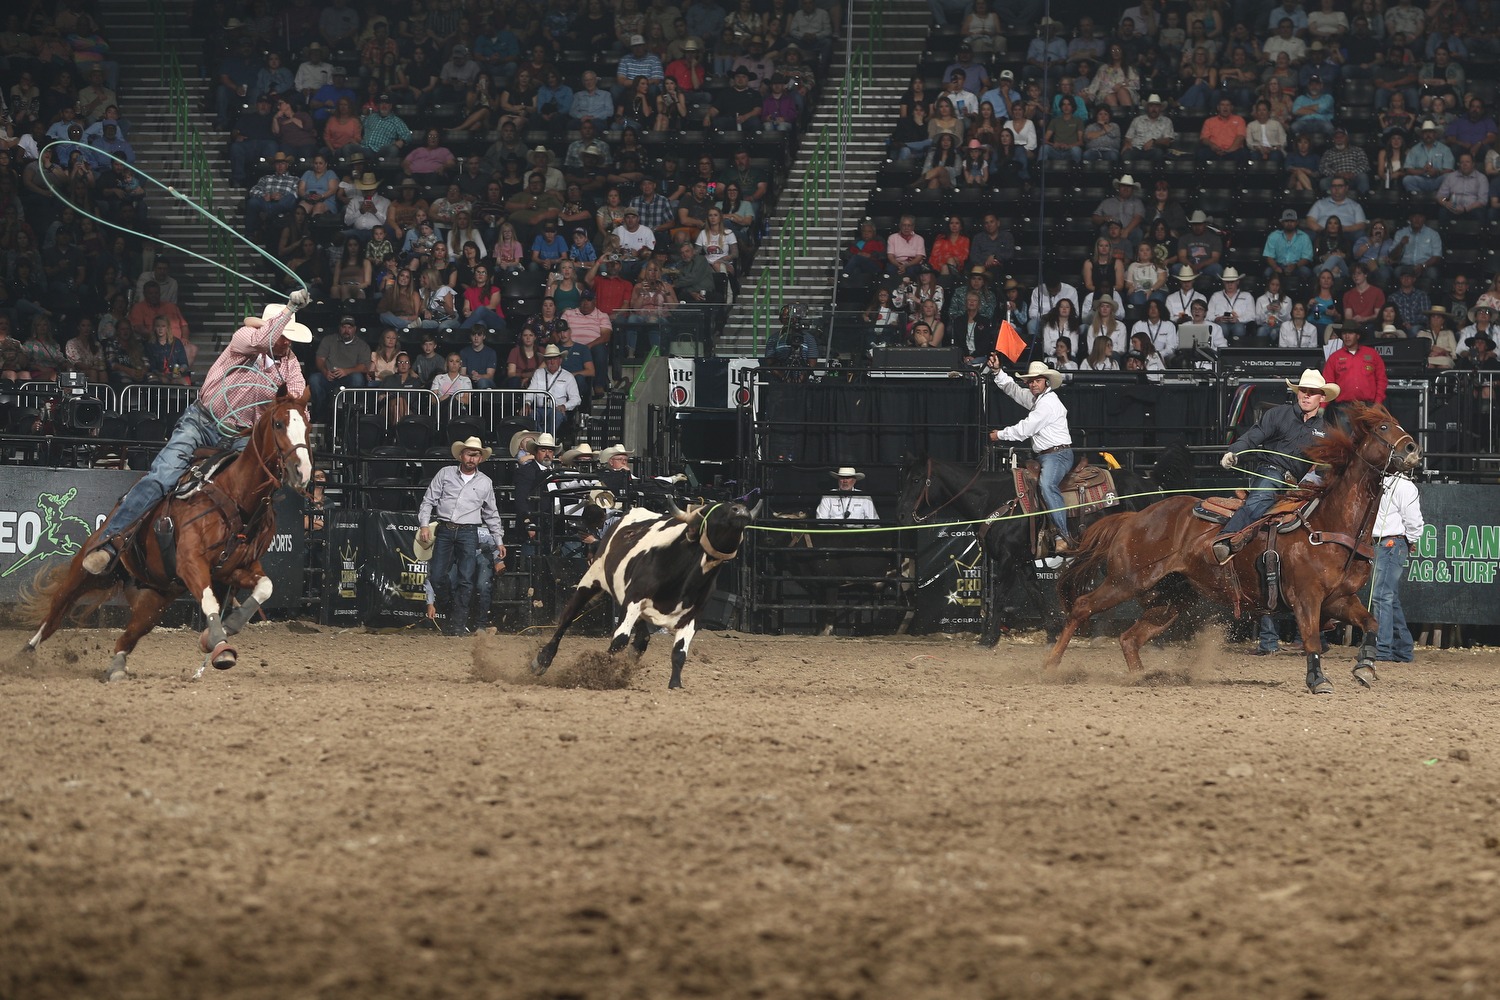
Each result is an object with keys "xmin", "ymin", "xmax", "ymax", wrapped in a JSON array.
[
  {"xmin": 1388, "ymin": 288, "xmax": 1430, "ymax": 331},
  {"xmin": 201, "ymin": 308, "xmax": 307, "ymax": 430},
  {"xmin": 1318, "ymin": 145, "xmax": 1369, "ymax": 177},
  {"xmin": 249, "ymin": 169, "xmax": 298, "ymax": 200},
  {"xmin": 630, "ymin": 192, "xmax": 674, "ymax": 230},
  {"xmin": 361, "ymin": 111, "xmax": 413, "ymax": 151},
  {"xmin": 616, "ymin": 53, "xmax": 664, "ymax": 81}
]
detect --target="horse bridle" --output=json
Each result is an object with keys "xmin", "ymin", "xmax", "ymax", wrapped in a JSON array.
[
  {"xmin": 908, "ymin": 458, "xmax": 985, "ymax": 524},
  {"xmin": 245, "ymin": 406, "xmax": 314, "ymax": 500}
]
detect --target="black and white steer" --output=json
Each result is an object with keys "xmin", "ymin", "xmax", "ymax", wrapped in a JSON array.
[{"xmin": 531, "ymin": 499, "xmax": 759, "ymax": 688}]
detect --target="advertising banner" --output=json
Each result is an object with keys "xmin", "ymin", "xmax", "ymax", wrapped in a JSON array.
[
  {"xmin": 1399, "ymin": 484, "xmax": 1500, "ymax": 624},
  {"xmin": 362, "ymin": 511, "xmax": 432, "ymax": 628},
  {"xmin": 0, "ymin": 468, "xmax": 304, "ymax": 610},
  {"xmin": 323, "ymin": 508, "xmax": 365, "ymax": 627},
  {"xmin": 910, "ymin": 525, "xmax": 986, "ymax": 634}
]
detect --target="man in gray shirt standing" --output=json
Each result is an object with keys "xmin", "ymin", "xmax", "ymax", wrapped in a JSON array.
[{"xmin": 417, "ymin": 436, "xmax": 507, "ymax": 636}]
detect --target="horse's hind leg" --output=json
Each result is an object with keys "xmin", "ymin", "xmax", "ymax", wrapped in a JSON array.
[
  {"xmin": 103, "ymin": 585, "xmax": 176, "ymax": 682},
  {"xmin": 1119, "ymin": 597, "xmax": 1181, "ymax": 676},
  {"xmin": 1043, "ymin": 576, "xmax": 1146, "ymax": 671},
  {"xmin": 25, "ymin": 563, "xmax": 109, "ymax": 653}
]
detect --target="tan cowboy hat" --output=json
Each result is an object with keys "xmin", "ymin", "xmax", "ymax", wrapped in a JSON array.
[
  {"xmin": 242, "ymin": 303, "xmax": 312, "ymax": 343},
  {"xmin": 355, "ymin": 172, "xmax": 380, "ymax": 191},
  {"xmin": 560, "ymin": 442, "xmax": 597, "ymax": 465},
  {"xmin": 414, "ymin": 522, "xmax": 438, "ymax": 561},
  {"xmin": 542, "ymin": 343, "xmax": 563, "ymax": 358},
  {"xmin": 1173, "ymin": 265, "xmax": 1198, "ymax": 282},
  {"xmin": 830, "ymin": 466, "xmax": 865, "ymax": 481},
  {"xmin": 451, "ymin": 435, "xmax": 494, "ymax": 461},
  {"xmin": 588, "ymin": 489, "xmax": 617, "ymax": 509},
  {"xmin": 1017, "ymin": 360, "xmax": 1066, "ymax": 390},
  {"xmin": 1221, "ymin": 266, "xmax": 1243, "ymax": 282},
  {"xmin": 601, "ymin": 443, "xmax": 632, "ymax": 461},
  {"xmin": 1286, "ymin": 369, "xmax": 1341, "ymax": 402},
  {"xmin": 510, "ymin": 429, "xmax": 556, "ymax": 457}
]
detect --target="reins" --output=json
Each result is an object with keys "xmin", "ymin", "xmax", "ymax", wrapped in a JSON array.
[{"xmin": 909, "ymin": 458, "xmax": 986, "ymax": 524}]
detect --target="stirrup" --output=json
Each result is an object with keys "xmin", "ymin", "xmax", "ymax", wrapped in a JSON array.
[{"xmin": 82, "ymin": 544, "xmax": 118, "ymax": 576}]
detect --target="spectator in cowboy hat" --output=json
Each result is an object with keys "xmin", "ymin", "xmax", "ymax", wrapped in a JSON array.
[
  {"xmin": 558, "ymin": 441, "xmax": 599, "ymax": 467},
  {"xmin": 598, "ymin": 443, "xmax": 638, "ymax": 496},
  {"xmin": 523, "ymin": 343, "xmax": 582, "ymax": 439},
  {"xmin": 416, "ymin": 435, "xmax": 506, "ymax": 636},
  {"xmin": 512, "ymin": 431, "xmax": 558, "ymax": 544},
  {"xmin": 816, "ymin": 466, "xmax": 880, "ymax": 522}
]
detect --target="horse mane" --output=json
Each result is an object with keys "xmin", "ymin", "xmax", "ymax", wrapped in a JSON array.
[{"xmin": 1304, "ymin": 401, "xmax": 1389, "ymax": 480}]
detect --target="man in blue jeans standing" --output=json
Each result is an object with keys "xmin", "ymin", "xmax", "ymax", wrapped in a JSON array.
[
  {"xmin": 1370, "ymin": 473, "xmax": 1425, "ymax": 662},
  {"xmin": 986, "ymin": 357, "xmax": 1076, "ymax": 553},
  {"xmin": 416, "ymin": 435, "xmax": 506, "ymax": 636}
]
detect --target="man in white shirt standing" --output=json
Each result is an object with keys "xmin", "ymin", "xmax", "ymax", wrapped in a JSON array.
[
  {"xmin": 986, "ymin": 359, "xmax": 1076, "ymax": 551},
  {"xmin": 416, "ymin": 436, "xmax": 506, "ymax": 636},
  {"xmin": 816, "ymin": 466, "xmax": 880, "ymax": 522},
  {"xmin": 524, "ymin": 344, "xmax": 583, "ymax": 440},
  {"xmin": 1370, "ymin": 474, "xmax": 1424, "ymax": 663}
]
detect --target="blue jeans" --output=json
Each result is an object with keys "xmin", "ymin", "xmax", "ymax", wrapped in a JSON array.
[
  {"xmin": 105, "ymin": 404, "xmax": 248, "ymax": 542},
  {"xmin": 1221, "ymin": 469, "xmax": 1284, "ymax": 537},
  {"xmin": 1039, "ymin": 447, "xmax": 1073, "ymax": 540},
  {"xmin": 460, "ymin": 306, "xmax": 504, "ymax": 329},
  {"xmin": 1371, "ymin": 536, "xmax": 1414, "ymax": 661},
  {"xmin": 245, "ymin": 191, "xmax": 297, "ymax": 234},
  {"xmin": 430, "ymin": 523, "xmax": 478, "ymax": 632}
]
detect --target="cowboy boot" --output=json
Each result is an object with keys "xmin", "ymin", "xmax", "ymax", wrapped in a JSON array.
[{"xmin": 81, "ymin": 538, "xmax": 119, "ymax": 576}]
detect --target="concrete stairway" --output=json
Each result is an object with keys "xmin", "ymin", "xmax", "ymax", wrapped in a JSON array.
[
  {"xmin": 103, "ymin": 0, "xmax": 250, "ymax": 362},
  {"xmin": 715, "ymin": 0, "xmax": 931, "ymax": 356}
]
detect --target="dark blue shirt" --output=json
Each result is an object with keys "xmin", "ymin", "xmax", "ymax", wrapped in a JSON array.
[{"xmin": 459, "ymin": 344, "xmax": 498, "ymax": 379}]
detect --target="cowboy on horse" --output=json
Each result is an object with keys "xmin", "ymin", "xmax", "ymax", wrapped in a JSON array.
[
  {"xmin": 985, "ymin": 357, "xmax": 1077, "ymax": 552},
  {"xmin": 1212, "ymin": 369, "xmax": 1339, "ymax": 564},
  {"xmin": 81, "ymin": 289, "xmax": 313, "ymax": 575}
]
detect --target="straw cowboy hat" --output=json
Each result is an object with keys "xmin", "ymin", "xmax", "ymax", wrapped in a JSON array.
[
  {"xmin": 1174, "ymin": 265, "xmax": 1198, "ymax": 281},
  {"xmin": 1016, "ymin": 360, "xmax": 1066, "ymax": 390},
  {"xmin": 414, "ymin": 522, "xmax": 438, "ymax": 561},
  {"xmin": 1286, "ymin": 369, "xmax": 1340, "ymax": 402},
  {"xmin": 560, "ymin": 442, "xmax": 598, "ymax": 465},
  {"xmin": 355, "ymin": 172, "xmax": 380, "ymax": 191},
  {"xmin": 588, "ymin": 489, "xmax": 617, "ymax": 509},
  {"xmin": 450, "ymin": 435, "xmax": 494, "ymax": 461},
  {"xmin": 510, "ymin": 429, "xmax": 556, "ymax": 457},
  {"xmin": 242, "ymin": 303, "xmax": 312, "ymax": 342},
  {"xmin": 601, "ymin": 443, "xmax": 632, "ymax": 461},
  {"xmin": 829, "ymin": 466, "xmax": 865, "ymax": 481}
]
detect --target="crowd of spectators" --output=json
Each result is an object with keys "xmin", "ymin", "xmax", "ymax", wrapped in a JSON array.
[
  {"xmin": 0, "ymin": 5, "xmax": 191, "ymax": 396},
  {"xmin": 200, "ymin": 0, "xmax": 833, "ymax": 400},
  {"xmin": 852, "ymin": 0, "xmax": 1500, "ymax": 383}
]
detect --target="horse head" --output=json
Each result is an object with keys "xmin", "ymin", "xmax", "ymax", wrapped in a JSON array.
[
  {"xmin": 1313, "ymin": 402, "xmax": 1421, "ymax": 479},
  {"xmin": 254, "ymin": 389, "xmax": 314, "ymax": 493},
  {"xmin": 895, "ymin": 452, "xmax": 930, "ymax": 525}
]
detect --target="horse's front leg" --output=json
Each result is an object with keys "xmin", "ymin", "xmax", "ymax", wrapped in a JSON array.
[
  {"xmin": 1323, "ymin": 593, "xmax": 1381, "ymax": 688},
  {"xmin": 222, "ymin": 565, "xmax": 273, "ymax": 637},
  {"xmin": 1295, "ymin": 599, "xmax": 1333, "ymax": 695},
  {"xmin": 180, "ymin": 559, "xmax": 237, "ymax": 671}
]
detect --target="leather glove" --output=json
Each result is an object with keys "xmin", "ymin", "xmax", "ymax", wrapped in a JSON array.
[
  {"xmin": 1220, "ymin": 451, "xmax": 1238, "ymax": 470},
  {"xmin": 287, "ymin": 288, "xmax": 312, "ymax": 311}
]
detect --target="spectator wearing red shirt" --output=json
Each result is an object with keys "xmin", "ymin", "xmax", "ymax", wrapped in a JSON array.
[
  {"xmin": 1323, "ymin": 323, "xmax": 1387, "ymax": 404},
  {"xmin": 844, "ymin": 220, "xmax": 887, "ymax": 281},
  {"xmin": 586, "ymin": 257, "xmax": 635, "ymax": 316},
  {"xmin": 664, "ymin": 39, "xmax": 708, "ymax": 92},
  {"xmin": 928, "ymin": 214, "xmax": 971, "ymax": 278},
  {"xmin": 1341, "ymin": 264, "xmax": 1386, "ymax": 329}
]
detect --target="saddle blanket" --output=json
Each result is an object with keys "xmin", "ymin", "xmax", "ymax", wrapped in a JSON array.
[{"xmin": 1013, "ymin": 466, "xmax": 1118, "ymax": 519}]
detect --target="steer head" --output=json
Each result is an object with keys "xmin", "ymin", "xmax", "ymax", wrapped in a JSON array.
[{"xmin": 666, "ymin": 497, "xmax": 761, "ymax": 554}]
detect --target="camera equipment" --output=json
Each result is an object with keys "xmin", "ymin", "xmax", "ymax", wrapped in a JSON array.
[{"xmin": 50, "ymin": 371, "xmax": 105, "ymax": 434}]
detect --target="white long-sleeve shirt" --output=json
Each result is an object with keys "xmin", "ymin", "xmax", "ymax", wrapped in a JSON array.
[
  {"xmin": 1207, "ymin": 288, "xmax": 1255, "ymax": 325},
  {"xmin": 991, "ymin": 369, "xmax": 1072, "ymax": 450},
  {"xmin": 1372, "ymin": 475, "xmax": 1424, "ymax": 544},
  {"xmin": 815, "ymin": 490, "xmax": 880, "ymax": 521},
  {"xmin": 526, "ymin": 365, "xmax": 582, "ymax": 411},
  {"xmin": 1131, "ymin": 318, "xmax": 1178, "ymax": 359}
]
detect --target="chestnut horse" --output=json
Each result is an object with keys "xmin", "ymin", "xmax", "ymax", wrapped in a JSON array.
[
  {"xmin": 1045, "ymin": 403, "xmax": 1420, "ymax": 693},
  {"xmin": 21, "ymin": 387, "xmax": 313, "ymax": 681}
]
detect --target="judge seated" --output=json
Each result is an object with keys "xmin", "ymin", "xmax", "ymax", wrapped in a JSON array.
[{"xmin": 815, "ymin": 466, "xmax": 880, "ymax": 522}]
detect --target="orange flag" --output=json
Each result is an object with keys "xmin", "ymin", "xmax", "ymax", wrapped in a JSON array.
[{"xmin": 994, "ymin": 320, "xmax": 1027, "ymax": 362}]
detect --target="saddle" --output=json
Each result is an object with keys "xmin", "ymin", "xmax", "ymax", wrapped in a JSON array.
[
  {"xmin": 171, "ymin": 448, "xmax": 241, "ymax": 500},
  {"xmin": 1013, "ymin": 456, "xmax": 1119, "ymax": 521}
]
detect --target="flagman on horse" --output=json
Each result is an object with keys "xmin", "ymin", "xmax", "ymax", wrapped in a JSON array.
[
  {"xmin": 82, "ymin": 289, "xmax": 313, "ymax": 575},
  {"xmin": 985, "ymin": 356, "xmax": 1077, "ymax": 552}
]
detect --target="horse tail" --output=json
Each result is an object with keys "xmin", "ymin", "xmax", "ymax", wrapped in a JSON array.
[
  {"xmin": 17, "ymin": 560, "xmax": 120, "ymax": 628},
  {"xmin": 1057, "ymin": 514, "xmax": 1130, "ymax": 611}
]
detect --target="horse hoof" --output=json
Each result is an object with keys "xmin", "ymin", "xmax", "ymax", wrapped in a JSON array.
[
  {"xmin": 976, "ymin": 635, "xmax": 1000, "ymax": 649},
  {"xmin": 1352, "ymin": 664, "xmax": 1377, "ymax": 688},
  {"xmin": 1307, "ymin": 677, "xmax": 1334, "ymax": 695},
  {"xmin": 209, "ymin": 642, "xmax": 237, "ymax": 670},
  {"xmin": 529, "ymin": 656, "xmax": 548, "ymax": 676},
  {"xmin": 100, "ymin": 666, "xmax": 129, "ymax": 683}
]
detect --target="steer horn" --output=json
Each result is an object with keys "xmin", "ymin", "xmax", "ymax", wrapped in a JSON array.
[
  {"xmin": 747, "ymin": 499, "xmax": 764, "ymax": 518},
  {"xmin": 665, "ymin": 497, "xmax": 689, "ymax": 519}
]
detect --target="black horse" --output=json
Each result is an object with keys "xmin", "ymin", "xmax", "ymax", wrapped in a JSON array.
[{"xmin": 897, "ymin": 443, "xmax": 1195, "ymax": 645}]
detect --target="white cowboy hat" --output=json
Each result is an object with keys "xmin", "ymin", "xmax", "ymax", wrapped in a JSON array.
[
  {"xmin": 1221, "ymin": 267, "xmax": 1242, "ymax": 282},
  {"xmin": 1017, "ymin": 360, "xmax": 1066, "ymax": 390},
  {"xmin": 1174, "ymin": 264, "xmax": 1198, "ymax": 281},
  {"xmin": 1286, "ymin": 369, "xmax": 1341, "ymax": 402},
  {"xmin": 588, "ymin": 489, "xmax": 617, "ymax": 509},
  {"xmin": 1117, "ymin": 174, "xmax": 1137, "ymax": 187},
  {"xmin": 560, "ymin": 442, "xmax": 597, "ymax": 465},
  {"xmin": 542, "ymin": 343, "xmax": 563, "ymax": 358},
  {"xmin": 242, "ymin": 303, "xmax": 312, "ymax": 342},
  {"xmin": 510, "ymin": 429, "xmax": 556, "ymax": 457},
  {"xmin": 601, "ymin": 443, "xmax": 632, "ymax": 461},
  {"xmin": 451, "ymin": 435, "xmax": 494, "ymax": 461},
  {"xmin": 414, "ymin": 522, "xmax": 438, "ymax": 561},
  {"xmin": 830, "ymin": 466, "xmax": 865, "ymax": 481}
]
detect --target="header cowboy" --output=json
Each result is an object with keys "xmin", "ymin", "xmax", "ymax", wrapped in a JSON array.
[{"xmin": 986, "ymin": 359, "xmax": 1077, "ymax": 551}]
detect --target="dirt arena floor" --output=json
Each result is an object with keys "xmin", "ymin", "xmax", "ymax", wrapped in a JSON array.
[{"xmin": 2, "ymin": 620, "xmax": 1498, "ymax": 1000}]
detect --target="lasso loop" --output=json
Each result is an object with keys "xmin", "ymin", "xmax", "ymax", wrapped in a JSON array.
[
  {"xmin": 36, "ymin": 140, "xmax": 307, "ymax": 299},
  {"xmin": 205, "ymin": 364, "xmax": 283, "ymax": 434}
]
